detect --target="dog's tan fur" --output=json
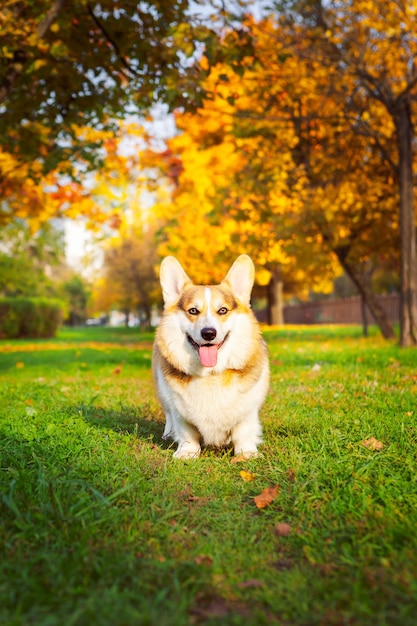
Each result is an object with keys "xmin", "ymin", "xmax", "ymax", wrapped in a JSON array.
[{"xmin": 152, "ymin": 255, "xmax": 269, "ymax": 459}]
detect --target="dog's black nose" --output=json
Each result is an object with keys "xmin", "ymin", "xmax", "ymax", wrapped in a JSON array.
[{"xmin": 201, "ymin": 327, "xmax": 217, "ymax": 342}]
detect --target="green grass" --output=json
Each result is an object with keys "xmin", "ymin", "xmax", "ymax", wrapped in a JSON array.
[{"xmin": 1, "ymin": 325, "xmax": 417, "ymax": 625}]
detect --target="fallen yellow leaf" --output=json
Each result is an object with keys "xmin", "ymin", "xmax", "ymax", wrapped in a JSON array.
[{"xmin": 239, "ymin": 470, "xmax": 256, "ymax": 482}]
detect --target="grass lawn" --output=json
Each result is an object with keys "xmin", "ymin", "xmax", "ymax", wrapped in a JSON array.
[{"xmin": 1, "ymin": 325, "xmax": 417, "ymax": 625}]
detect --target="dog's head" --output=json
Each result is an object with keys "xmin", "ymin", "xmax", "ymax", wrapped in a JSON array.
[{"xmin": 159, "ymin": 255, "xmax": 256, "ymax": 369}]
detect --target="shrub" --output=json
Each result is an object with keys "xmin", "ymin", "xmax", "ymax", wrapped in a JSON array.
[{"xmin": 0, "ymin": 298, "xmax": 64, "ymax": 339}]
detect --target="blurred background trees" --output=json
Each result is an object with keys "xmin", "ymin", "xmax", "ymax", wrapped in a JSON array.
[
  {"xmin": 0, "ymin": 220, "xmax": 91, "ymax": 324},
  {"xmin": 1, "ymin": 0, "xmax": 416, "ymax": 344},
  {"xmin": 93, "ymin": 221, "xmax": 160, "ymax": 328}
]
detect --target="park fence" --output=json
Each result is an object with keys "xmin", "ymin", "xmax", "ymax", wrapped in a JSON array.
[{"xmin": 283, "ymin": 294, "xmax": 400, "ymax": 325}]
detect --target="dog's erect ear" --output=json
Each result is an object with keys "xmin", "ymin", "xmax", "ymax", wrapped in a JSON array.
[
  {"xmin": 159, "ymin": 256, "xmax": 192, "ymax": 308},
  {"xmin": 222, "ymin": 255, "xmax": 255, "ymax": 305}
]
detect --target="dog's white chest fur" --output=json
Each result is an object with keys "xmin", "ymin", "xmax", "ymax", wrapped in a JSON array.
[
  {"xmin": 152, "ymin": 255, "xmax": 270, "ymax": 459},
  {"xmin": 155, "ymin": 357, "xmax": 269, "ymax": 450}
]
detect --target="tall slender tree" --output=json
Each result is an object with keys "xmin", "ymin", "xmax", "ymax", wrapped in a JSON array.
[{"xmin": 278, "ymin": 0, "xmax": 417, "ymax": 344}]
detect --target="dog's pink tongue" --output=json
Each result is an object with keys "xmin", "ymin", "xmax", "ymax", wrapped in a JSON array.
[{"xmin": 199, "ymin": 345, "xmax": 218, "ymax": 367}]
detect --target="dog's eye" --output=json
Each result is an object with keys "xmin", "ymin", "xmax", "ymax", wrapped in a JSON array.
[
  {"xmin": 188, "ymin": 307, "xmax": 200, "ymax": 316},
  {"xmin": 217, "ymin": 307, "xmax": 228, "ymax": 316}
]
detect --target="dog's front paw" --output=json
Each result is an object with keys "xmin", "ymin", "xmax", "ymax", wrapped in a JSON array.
[
  {"xmin": 173, "ymin": 443, "xmax": 201, "ymax": 459},
  {"xmin": 234, "ymin": 449, "xmax": 259, "ymax": 460}
]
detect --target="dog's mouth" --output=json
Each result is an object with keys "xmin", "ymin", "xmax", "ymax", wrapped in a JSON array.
[{"xmin": 187, "ymin": 332, "xmax": 230, "ymax": 368}]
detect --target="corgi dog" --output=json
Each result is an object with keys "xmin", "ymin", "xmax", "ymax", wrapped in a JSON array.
[{"xmin": 152, "ymin": 255, "xmax": 269, "ymax": 459}]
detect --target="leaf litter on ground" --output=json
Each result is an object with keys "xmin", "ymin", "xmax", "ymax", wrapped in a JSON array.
[{"xmin": 253, "ymin": 485, "xmax": 279, "ymax": 509}]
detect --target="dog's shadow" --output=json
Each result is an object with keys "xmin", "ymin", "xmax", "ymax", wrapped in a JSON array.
[
  {"xmin": 79, "ymin": 402, "xmax": 236, "ymax": 459},
  {"xmin": 78, "ymin": 401, "xmax": 173, "ymax": 450}
]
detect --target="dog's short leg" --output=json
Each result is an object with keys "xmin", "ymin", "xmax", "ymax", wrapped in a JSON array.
[
  {"xmin": 162, "ymin": 410, "xmax": 174, "ymax": 440},
  {"xmin": 173, "ymin": 421, "xmax": 201, "ymax": 459},
  {"xmin": 231, "ymin": 414, "xmax": 262, "ymax": 458}
]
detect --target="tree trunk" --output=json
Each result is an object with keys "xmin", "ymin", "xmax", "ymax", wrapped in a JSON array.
[
  {"xmin": 267, "ymin": 266, "xmax": 284, "ymax": 325},
  {"xmin": 394, "ymin": 99, "xmax": 417, "ymax": 346},
  {"xmin": 335, "ymin": 251, "xmax": 396, "ymax": 339},
  {"xmin": 142, "ymin": 302, "xmax": 152, "ymax": 328},
  {"xmin": 361, "ymin": 297, "xmax": 368, "ymax": 338}
]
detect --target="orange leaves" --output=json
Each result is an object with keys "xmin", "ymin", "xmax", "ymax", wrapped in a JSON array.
[
  {"xmin": 233, "ymin": 462, "xmax": 295, "ymax": 540},
  {"xmin": 0, "ymin": 116, "xmax": 136, "ymax": 230},
  {"xmin": 362, "ymin": 437, "xmax": 384, "ymax": 451},
  {"xmin": 0, "ymin": 145, "xmax": 102, "ymax": 230},
  {"xmin": 140, "ymin": 21, "xmax": 338, "ymax": 293},
  {"xmin": 237, "ymin": 464, "xmax": 279, "ymax": 510},
  {"xmin": 253, "ymin": 485, "xmax": 279, "ymax": 509},
  {"xmin": 143, "ymin": 6, "xmax": 406, "ymax": 305}
]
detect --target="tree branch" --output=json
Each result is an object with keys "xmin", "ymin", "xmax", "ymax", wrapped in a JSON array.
[
  {"xmin": 86, "ymin": 3, "xmax": 139, "ymax": 79},
  {"xmin": 37, "ymin": 0, "xmax": 67, "ymax": 38}
]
